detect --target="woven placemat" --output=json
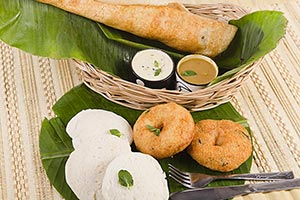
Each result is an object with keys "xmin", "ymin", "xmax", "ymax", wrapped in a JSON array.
[{"xmin": 1, "ymin": 1, "xmax": 300, "ymax": 200}]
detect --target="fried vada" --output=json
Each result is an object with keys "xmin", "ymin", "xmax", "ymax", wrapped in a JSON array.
[
  {"xmin": 188, "ymin": 119, "xmax": 252, "ymax": 172},
  {"xmin": 133, "ymin": 102, "xmax": 194, "ymax": 159}
]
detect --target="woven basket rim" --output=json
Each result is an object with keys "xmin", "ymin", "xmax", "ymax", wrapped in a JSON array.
[
  {"xmin": 77, "ymin": 58, "xmax": 259, "ymax": 94},
  {"xmin": 76, "ymin": 3, "xmax": 261, "ymax": 111}
]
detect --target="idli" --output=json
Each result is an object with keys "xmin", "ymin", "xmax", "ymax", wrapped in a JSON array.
[
  {"xmin": 65, "ymin": 135, "xmax": 131, "ymax": 200},
  {"xmin": 102, "ymin": 152, "xmax": 169, "ymax": 200},
  {"xmin": 66, "ymin": 109, "xmax": 133, "ymax": 148}
]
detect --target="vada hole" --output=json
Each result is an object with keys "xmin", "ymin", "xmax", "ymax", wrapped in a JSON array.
[
  {"xmin": 159, "ymin": 125, "xmax": 163, "ymax": 131},
  {"xmin": 214, "ymin": 136, "xmax": 224, "ymax": 146}
]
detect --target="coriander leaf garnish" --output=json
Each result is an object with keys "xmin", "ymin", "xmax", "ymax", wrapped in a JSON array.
[
  {"xmin": 154, "ymin": 60, "xmax": 159, "ymax": 67},
  {"xmin": 109, "ymin": 129, "xmax": 122, "ymax": 137},
  {"xmin": 154, "ymin": 68, "xmax": 162, "ymax": 76},
  {"xmin": 118, "ymin": 170, "xmax": 134, "ymax": 188},
  {"xmin": 146, "ymin": 124, "xmax": 161, "ymax": 136},
  {"xmin": 181, "ymin": 70, "xmax": 197, "ymax": 76}
]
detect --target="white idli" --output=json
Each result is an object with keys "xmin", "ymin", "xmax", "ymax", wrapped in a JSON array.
[
  {"xmin": 66, "ymin": 109, "xmax": 133, "ymax": 148},
  {"xmin": 102, "ymin": 152, "xmax": 169, "ymax": 200},
  {"xmin": 65, "ymin": 135, "xmax": 131, "ymax": 200}
]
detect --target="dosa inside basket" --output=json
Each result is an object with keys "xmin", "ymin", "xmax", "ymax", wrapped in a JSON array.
[{"xmin": 76, "ymin": 3, "xmax": 261, "ymax": 111}]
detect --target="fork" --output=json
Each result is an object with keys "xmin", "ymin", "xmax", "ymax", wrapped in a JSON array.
[{"xmin": 168, "ymin": 164, "xmax": 294, "ymax": 188}]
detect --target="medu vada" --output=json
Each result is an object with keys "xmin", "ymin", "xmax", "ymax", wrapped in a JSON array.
[
  {"xmin": 133, "ymin": 102, "xmax": 194, "ymax": 159},
  {"xmin": 188, "ymin": 119, "xmax": 252, "ymax": 172}
]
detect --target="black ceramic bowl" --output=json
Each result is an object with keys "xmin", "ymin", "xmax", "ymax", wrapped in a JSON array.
[{"xmin": 130, "ymin": 49, "xmax": 176, "ymax": 89}]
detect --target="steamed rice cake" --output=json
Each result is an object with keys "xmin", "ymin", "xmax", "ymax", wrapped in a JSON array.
[
  {"xmin": 102, "ymin": 152, "xmax": 169, "ymax": 200},
  {"xmin": 66, "ymin": 109, "xmax": 133, "ymax": 148},
  {"xmin": 65, "ymin": 127, "xmax": 131, "ymax": 199}
]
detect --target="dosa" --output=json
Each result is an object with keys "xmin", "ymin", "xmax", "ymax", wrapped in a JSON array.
[{"xmin": 37, "ymin": 0, "xmax": 238, "ymax": 57}]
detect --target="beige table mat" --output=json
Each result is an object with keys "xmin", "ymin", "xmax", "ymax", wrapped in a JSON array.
[{"xmin": 1, "ymin": 0, "xmax": 300, "ymax": 199}]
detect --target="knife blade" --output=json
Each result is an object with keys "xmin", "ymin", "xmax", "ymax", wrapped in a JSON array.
[{"xmin": 169, "ymin": 178, "xmax": 300, "ymax": 200}]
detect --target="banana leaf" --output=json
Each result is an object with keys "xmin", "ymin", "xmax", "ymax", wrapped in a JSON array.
[
  {"xmin": 0, "ymin": 0, "xmax": 286, "ymax": 84},
  {"xmin": 0, "ymin": 0, "xmax": 139, "ymax": 79},
  {"xmin": 98, "ymin": 23, "xmax": 185, "ymax": 59},
  {"xmin": 40, "ymin": 118, "xmax": 77, "ymax": 200},
  {"xmin": 40, "ymin": 84, "xmax": 252, "ymax": 199},
  {"xmin": 210, "ymin": 10, "xmax": 287, "ymax": 84}
]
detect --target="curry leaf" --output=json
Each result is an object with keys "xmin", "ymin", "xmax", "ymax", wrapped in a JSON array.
[
  {"xmin": 154, "ymin": 60, "xmax": 160, "ymax": 67},
  {"xmin": 181, "ymin": 70, "xmax": 197, "ymax": 76},
  {"xmin": 154, "ymin": 68, "xmax": 162, "ymax": 76},
  {"xmin": 146, "ymin": 124, "xmax": 161, "ymax": 136},
  {"xmin": 109, "ymin": 129, "xmax": 122, "ymax": 137},
  {"xmin": 118, "ymin": 170, "xmax": 134, "ymax": 188}
]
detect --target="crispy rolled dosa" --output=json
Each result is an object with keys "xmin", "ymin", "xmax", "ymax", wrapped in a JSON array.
[{"xmin": 37, "ymin": 0, "xmax": 238, "ymax": 57}]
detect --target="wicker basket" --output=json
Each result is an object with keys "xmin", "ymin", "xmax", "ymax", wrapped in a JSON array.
[{"xmin": 76, "ymin": 3, "xmax": 260, "ymax": 111}]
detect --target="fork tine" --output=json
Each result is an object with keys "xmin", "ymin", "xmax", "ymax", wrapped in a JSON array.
[
  {"xmin": 169, "ymin": 173, "xmax": 193, "ymax": 189},
  {"xmin": 168, "ymin": 164, "xmax": 189, "ymax": 175},
  {"xmin": 169, "ymin": 169, "xmax": 190, "ymax": 184},
  {"xmin": 168, "ymin": 164, "xmax": 194, "ymax": 188},
  {"xmin": 168, "ymin": 164, "xmax": 190, "ymax": 181},
  {"xmin": 168, "ymin": 164, "xmax": 190, "ymax": 177}
]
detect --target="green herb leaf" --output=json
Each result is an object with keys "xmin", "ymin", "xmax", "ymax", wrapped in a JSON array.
[
  {"xmin": 154, "ymin": 68, "xmax": 162, "ymax": 76},
  {"xmin": 181, "ymin": 70, "xmax": 197, "ymax": 76},
  {"xmin": 109, "ymin": 129, "xmax": 122, "ymax": 137},
  {"xmin": 154, "ymin": 60, "xmax": 160, "ymax": 67},
  {"xmin": 118, "ymin": 170, "xmax": 134, "ymax": 188},
  {"xmin": 146, "ymin": 124, "xmax": 161, "ymax": 136}
]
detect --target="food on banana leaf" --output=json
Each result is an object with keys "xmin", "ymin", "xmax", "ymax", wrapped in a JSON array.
[
  {"xmin": 36, "ymin": 0, "xmax": 237, "ymax": 57},
  {"xmin": 65, "ymin": 109, "xmax": 133, "ymax": 199},
  {"xmin": 65, "ymin": 108, "xmax": 169, "ymax": 200}
]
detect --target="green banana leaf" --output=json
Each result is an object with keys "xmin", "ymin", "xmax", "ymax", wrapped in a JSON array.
[
  {"xmin": 210, "ymin": 10, "xmax": 287, "ymax": 84},
  {"xmin": 40, "ymin": 118, "xmax": 77, "ymax": 200},
  {"xmin": 98, "ymin": 23, "xmax": 185, "ymax": 59},
  {"xmin": 0, "ymin": 0, "xmax": 139, "ymax": 79},
  {"xmin": 0, "ymin": 0, "xmax": 286, "ymax": 84},
  {"xmin": 40, "ymin": 84, "xmax": 252, "ymax": 199}
]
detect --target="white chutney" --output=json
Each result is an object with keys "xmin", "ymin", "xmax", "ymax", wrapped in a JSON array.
[{"xmin": 131, "ymin": 49, "xmax": 174, "ymax": 82}]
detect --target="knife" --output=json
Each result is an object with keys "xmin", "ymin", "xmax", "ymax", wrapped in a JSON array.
[{"xmin": 169, "ymin": 178, "xmax": 300, "ymax": 200}]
